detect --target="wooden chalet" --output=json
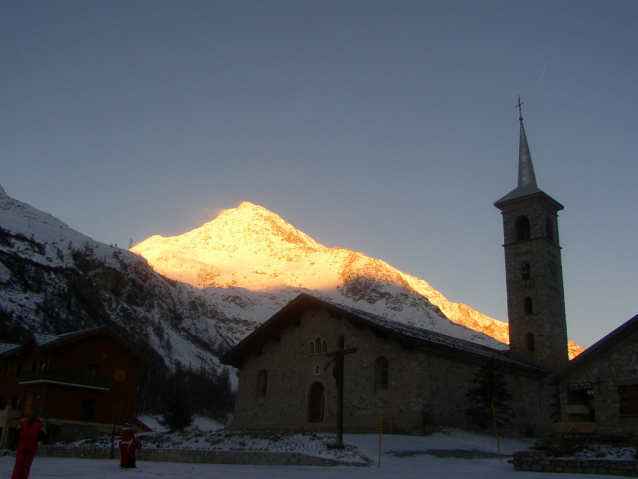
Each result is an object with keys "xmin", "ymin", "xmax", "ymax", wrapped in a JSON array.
[{"xmin": 0, "ymin": 326, "xmax": 149, "ymax": 445}]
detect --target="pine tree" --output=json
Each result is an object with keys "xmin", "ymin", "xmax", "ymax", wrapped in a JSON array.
[
  {"xmin": 465, "ymin": 362, "xmax": 515, "ymax": 430},
  {"xmin": 162, "ymin": 368, "xmax": 194, "ymax": 431}
]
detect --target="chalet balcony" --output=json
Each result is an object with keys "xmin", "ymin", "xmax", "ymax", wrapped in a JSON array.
[{"xmin": 18, "ymin": 369, "xmax": 110, "ymax": 391}]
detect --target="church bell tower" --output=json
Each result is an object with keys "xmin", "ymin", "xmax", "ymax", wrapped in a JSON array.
[{"xmin": 494, "ymin": 101, "xmax": 569, "ymax": 371}]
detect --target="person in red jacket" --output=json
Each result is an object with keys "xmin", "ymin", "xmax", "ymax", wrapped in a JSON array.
[
  {"xmin": 11, "ymin": 410, "xmax": 47, "ymax": 479},
  {"xmin": 118, "ymin": 419, "xmax": 138, "ymax": 468}
]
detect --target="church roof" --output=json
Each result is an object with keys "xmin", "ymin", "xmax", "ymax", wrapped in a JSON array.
[
  {"xmin": 543, "ymin": 312, "xmax": 638, "ymax": 385},
  {"xmin": 221, "ymin": 293, "xmax": 547, "ymax": 375},
  {"xmin": 494, "ymin": 115, "xmax": 563, "ymax": 210}
]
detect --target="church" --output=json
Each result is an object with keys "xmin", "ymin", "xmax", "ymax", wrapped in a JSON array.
[{"xmin": 221, "ymin": 109, "xmax": 638, "ymax": 438}]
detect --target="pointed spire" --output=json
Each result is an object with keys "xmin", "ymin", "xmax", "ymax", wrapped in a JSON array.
[{"xmin": 517, "ymin": 117, "xmax": 537, "ymax": 189}]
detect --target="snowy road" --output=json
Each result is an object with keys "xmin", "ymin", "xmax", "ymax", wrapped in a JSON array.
[
  {"xmin": 0, "ymin": 454, "xmax": 620, "ymax": 479},
  {"xmin": 0, "ymin": 431, "xmax": 622, "ymax": 479}
]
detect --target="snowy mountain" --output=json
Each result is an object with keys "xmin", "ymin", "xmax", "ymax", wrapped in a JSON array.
[
  {"xmin": 0, "ymin": 185, "xmax": 255, "ymax": 375},
  {"xmin": 132, "ymin": 201, "xmax": 560, "ymax": 353}
]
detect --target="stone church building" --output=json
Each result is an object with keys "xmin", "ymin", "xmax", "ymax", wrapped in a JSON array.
[{"xmin": 221, "ymin": 111, "xmax": 638, "ymax": 438}]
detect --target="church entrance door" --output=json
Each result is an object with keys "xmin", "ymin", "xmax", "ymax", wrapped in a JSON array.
[{"xmin": 308, "ymin": 382, "xmax": 325, "ymax": 423}]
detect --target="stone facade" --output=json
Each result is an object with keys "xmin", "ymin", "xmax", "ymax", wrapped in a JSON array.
[{"xmin": 227, "ymin": 300, "xmax": 551, "ymax": 437}]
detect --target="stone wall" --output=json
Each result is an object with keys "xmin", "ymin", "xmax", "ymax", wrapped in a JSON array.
[
  {"xmin": 35, "ymin": 445, "xmax": 368, "ymax": 467},
  {"xmin": 513, "ymin": 450, "xmax": 638, "ymax": 476}
]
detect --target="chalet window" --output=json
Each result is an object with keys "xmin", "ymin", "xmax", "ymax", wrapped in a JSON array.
[
  {"xmin": 524, "ymin": 297, "xmax": 533, "ymax": 315},
  {"xmin": 86, "ymin": 365, "xmax": 99, "ymax": 381},
  {"xmin": 257, "ymin": 370, "xmax": 268, "ymax": 397},
  {"xmin": 80, "ymin": 398, "xmax": 95, "ymax": 421},
  {"xmin": 114, "ymin": 369, "xmax": 126, "ymax": 382},
  {"xmin": 374, "ymin": 357, "xmax": 389, "ymax": 391},
  {"xmin": 526, "ymin": 333, "xmax": 535, "ymax": 352},
  {"xmin": 619, "ymin": 384, "xmax": 638, "ymax": 414},
  {"xmin": 516, "ymin": 216, "xmax": 531, "ymax": 241},
  {"xmin": 16, "ymin": 363, "xmax": 22, "ymax": 376},
  {"xmin": 30, "ymin": 361, "xmax": 38, "ymax": 372}
]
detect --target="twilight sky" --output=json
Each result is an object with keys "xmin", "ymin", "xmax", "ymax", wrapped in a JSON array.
[{"xmin": 1, "ymin": 1, "xmax": 636, "ymax": 348}]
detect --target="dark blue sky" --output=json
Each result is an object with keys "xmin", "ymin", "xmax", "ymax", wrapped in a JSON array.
[{"xmin": 2, "ymin": 1, "xmax": 637, "ymax": 347}]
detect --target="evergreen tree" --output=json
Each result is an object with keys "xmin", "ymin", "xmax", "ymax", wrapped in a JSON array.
[
  {"xmin": 162, "ymin": 368, "xmax": 194, "ymax": 431},
  {"xmin": 465, "ymin": 362, "xmax": 515, "ymax": 430}
]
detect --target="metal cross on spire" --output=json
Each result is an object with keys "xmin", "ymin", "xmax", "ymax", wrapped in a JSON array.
[{"xmin": 515, "ymin": 96, "xmax": 524, "ymax": 121}]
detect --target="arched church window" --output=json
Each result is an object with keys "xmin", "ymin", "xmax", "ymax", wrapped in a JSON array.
[
  {"xmin": 309, "ymin": 342, "xmax": 315, "ymax": 355},
  {"xmin": 524, "ymin": 297, "xmax": 533, "ymax": 315},
  {"xmin": 526, "ymin": 333, "xmax": 535, "ymax": 352},
  {"xmin": 516, "ymin": 216, "xmax": 531, "ymax": 241},
  {"xmin": 374, "ymin": 357, "xmax": 389, "ymax": 391},
  {"xmin": 257, "ymin": 370, "xmax": 268, "ymax": 397},
  {"xmin": 546, "ymin": 218, "xmax": 554, "ymax": 241},
  {"xmin": 522, "ymin": 261, "xmax": 531, "ymax": 280}
]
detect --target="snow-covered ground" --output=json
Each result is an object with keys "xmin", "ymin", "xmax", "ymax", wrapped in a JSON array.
[{"xmin": 1, "ymin": 427, "xmax": 630, "ymax": 478}]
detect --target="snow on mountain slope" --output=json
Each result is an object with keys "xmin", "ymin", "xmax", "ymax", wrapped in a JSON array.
[
  {"xmin": 132, "ymin": 202, "xmax": 512, "ymax": 350},
  {"xmin": 0, "ymin": 185, "xmax": 255, "ymax": 371}
]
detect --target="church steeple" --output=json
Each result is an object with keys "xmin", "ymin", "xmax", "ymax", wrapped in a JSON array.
[
  {"xmin": 518, "ymin": 116, "xmax": 537, "ymax": 190},
  {"xmin": 494, "ymin": 100, "xmax": 569, "ymax": 371}
]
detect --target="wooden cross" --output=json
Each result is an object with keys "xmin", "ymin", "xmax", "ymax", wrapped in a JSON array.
[
  {"xmin": 324, "ymin": 335, "xmax": 357, "ymax": 447},
  {"xmin": 515, "ymin": 96, "xmax": 524, "ymax": 120}
]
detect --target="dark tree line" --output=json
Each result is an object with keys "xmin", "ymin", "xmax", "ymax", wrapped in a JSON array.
[{"xmin": 135, "ymin": 354, "xmax": 235, "ymax": 431}]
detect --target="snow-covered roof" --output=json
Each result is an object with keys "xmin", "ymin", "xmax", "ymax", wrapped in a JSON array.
[
  {"xmin": 32, "ymin": 327, "xmax": 103, "ymax": 348},
  {"xmin": 32, "ymin": 332, "xmax": 63, "ymax": 346},
  {"xmin": 221, "ymin": 293, "xmax": 547, "ymax": 374},
  {"xmin": 0, "ymin": 326, "xmax": 149, "ymax": 364},
  {"xmin": 0, "ymin": 342, "xmax": 19, "ymax": 354}
]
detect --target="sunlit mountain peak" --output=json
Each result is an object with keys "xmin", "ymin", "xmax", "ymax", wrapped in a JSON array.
[{"xmin": 131, "ymin": 202, "xmax": 511, "ymax": 348}]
